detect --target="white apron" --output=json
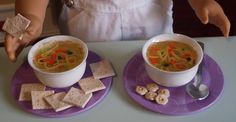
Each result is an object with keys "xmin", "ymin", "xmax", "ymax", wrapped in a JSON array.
[{"xmin": 59, "ymin": 0, "xmax": 173, "ymax": 42}]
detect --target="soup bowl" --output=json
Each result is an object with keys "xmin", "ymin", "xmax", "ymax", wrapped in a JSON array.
[
  {"xmin": 28, "ymin": 35, "xmax": 88, "ymax": 88},
  {"xmin": 142, "ymin": 33, "xmax": 203, "ymax": 87}
]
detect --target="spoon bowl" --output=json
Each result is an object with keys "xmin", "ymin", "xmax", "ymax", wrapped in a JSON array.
[
  {"xmin": 186, "ymin": 77, "xmax": 209, "ymax": 100},
  {"xmin": 186, "ymin": 42, "xmax": 209, "ymax": 100}
]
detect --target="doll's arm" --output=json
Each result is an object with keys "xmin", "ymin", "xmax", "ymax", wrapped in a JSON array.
[
  {"xmin": 188, "ymin": 0, "xmax": 230, "ymax": 37},
  {"xmin": 4, "ymin": 0, "xmax": 49, "ymax": 62},
  {"xmin": 15, "ymin": 0, "xmax": 49, "ymax": 27}
]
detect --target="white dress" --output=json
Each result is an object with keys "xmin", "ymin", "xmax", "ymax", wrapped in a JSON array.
[{"xmin": 59, "ymin": 0, "xmax": 173, "ymax": 42}]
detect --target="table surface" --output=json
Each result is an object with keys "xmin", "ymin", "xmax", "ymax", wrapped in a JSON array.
[{"xmin": 0, "ymin": 36, "xmax": 236, "ymax": 122}]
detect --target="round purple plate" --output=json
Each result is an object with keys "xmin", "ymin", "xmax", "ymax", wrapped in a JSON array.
[
  {"xmin": 11, "ymin": 51, "xmax": 113, "ymax": 118},
  {"xmin": 123, "ymin": 52, "xmax": 224, "ymax": 115}
]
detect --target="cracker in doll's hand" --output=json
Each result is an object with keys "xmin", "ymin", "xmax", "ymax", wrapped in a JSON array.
[{"xmin": 2, "ymin": 13, "xmax": 31, "ymax": 39}]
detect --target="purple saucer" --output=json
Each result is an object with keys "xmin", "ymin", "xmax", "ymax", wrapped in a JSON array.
[
  {"xmin": 11, "ymin": 51, "xmax": 113, "ymax": 118},
  {"xmin": 123, "ymin": 52, "xmax": 224, "ymax": 115}
]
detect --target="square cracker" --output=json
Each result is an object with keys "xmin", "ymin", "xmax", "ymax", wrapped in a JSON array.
[
  {"xmin": 19, "ymin": 83, "xmax": 46, "ymax": 101},
  {"xmin": 31, "ymin": 90, "xmax": 55, "ymax": 110},
  {"xmin": 63, "ymin": 87, "xmax": 92, "ymax": 108},
  {"xmin": 78, "ymin": 76, "xmax": 106, "ymax": 94},
  {"xmin": 44, "ymin": 92, "xmax": 73, "ymax": 112},
  {"xmin": 89, "ymin": 59, "xmax": 115, "ymax": 79},
  {"xmin": 2, "ymin": 13, "xmax": 31, "ymax": 38}
]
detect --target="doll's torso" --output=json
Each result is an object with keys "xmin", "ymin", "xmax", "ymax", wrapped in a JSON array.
[{"xmin": 59, "ymin": 0, "xmax": 173, "ymax": 42}]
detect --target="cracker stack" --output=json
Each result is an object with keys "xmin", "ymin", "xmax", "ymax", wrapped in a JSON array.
[
  {"xmin": 63, "ymin": 87, "xmax": 92, "ymax": 108},
  {"xmin": 31, "ymin": 90, "xmax": 55, "ymax": 109},
  {"xmin": 44, "ymin": 92, "xmax": 73, "ymax": 112},
  {"xmin": 18, "ymin": 83, "xmax": 45, "ymax": 101}
]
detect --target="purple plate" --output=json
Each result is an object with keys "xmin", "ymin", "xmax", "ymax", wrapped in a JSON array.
[
  {"xmin": 11, "ymin": 51, "xmax": 113, "ymax": 118},
  {"xmin": 123, "ymin": 52, "xmax": 224, "ymax": 115}
]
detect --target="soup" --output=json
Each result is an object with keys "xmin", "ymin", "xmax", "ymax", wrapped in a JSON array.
[
  {"xmin": 33, "ymin": 40, "xmax": 85, "ymax": 73},
  {"xmin": 146, "ymin": 41, "xmax": 197, "ymax": 72}
]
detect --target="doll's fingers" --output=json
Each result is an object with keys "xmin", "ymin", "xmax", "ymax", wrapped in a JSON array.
[
  {"xmin": 4, "ymin": 35, "xmax": 20, "ymax": 62},
  {"xmin": 18, "ymin": 32, "xmax": 34, "ymax": 46},
  {"xmin": 196, "ymin": 8, "xmax": 209, "ymax": 24},
  {"xmin": 18, "ymin": 25, "xmax": 38, "ymax": 45},
  {"xmin": 14, "ymin": 44, "xmax": 26, "ymax": 61},
  {"xmin": 208, "ymin": 1, "xmax": 231, "ymax": 37},
  {"xmin": 4, "ymin": 23, "xmax": 40, "ymax": 62},
  {"xmin": 218, "ymin": 15, "xmax": 230, "ymax": 37},
  {"xmin": 11, "ymin": 32, "xmax": 35, "ymax": 62},
  {"xmin": 210, "ymin": 14, "xmax": 231, "ymax": 38}
]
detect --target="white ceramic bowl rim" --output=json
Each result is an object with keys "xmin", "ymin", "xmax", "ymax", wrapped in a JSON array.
[
  {"xmin": 142, "ymin": 33, "xmax": 203, "ymax": 74},
  {"xmin": 27, "ymin": 35, "xmax": 88, "ymax": 75}
]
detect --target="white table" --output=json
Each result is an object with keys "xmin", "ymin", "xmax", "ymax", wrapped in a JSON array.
[{"xmin": 0, "ymin": 36, "xmax": 236, "ymax": 122}]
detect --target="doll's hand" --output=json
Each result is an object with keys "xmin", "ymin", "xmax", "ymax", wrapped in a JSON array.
[
  {"xmin": 4, "ymin": 15, "xmax": 43, "ymax": 62},
  {"xmin": 188, "ymin": 0, "xmax": 231, "ymax": 37}
]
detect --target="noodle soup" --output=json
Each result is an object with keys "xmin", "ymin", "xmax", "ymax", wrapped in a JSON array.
[
  {"xmin": 142, "ymin": 34, "xmax": 203, "ymax": 87},
  {"xmin": 147, "ymin": 41, "xmax": 197, "ymax": 72},
  {"xmin": 28, "ymin": 35, "xmax": 88, "ymax": 88},
  {"xmin": 33, "ymin": 40, "xmax": 85, "ymax": 73}
]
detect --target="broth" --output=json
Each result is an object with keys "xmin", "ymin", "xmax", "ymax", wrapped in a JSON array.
[
  {"xmin": 147, "ymin": 41, "xmax": 197, "ymax": 72},
  {"xmin": 33, "ymin": 40, "xmax": 84, "ymax": 73}
]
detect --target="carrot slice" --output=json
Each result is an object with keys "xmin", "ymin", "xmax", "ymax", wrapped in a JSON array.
[
  {"xmin": 51, "ymin": 53, "xmax": 57, "ymax": 59},
  {"xmin": 149, "ymin": 57, "xmax": 159, "ymax": 64}
]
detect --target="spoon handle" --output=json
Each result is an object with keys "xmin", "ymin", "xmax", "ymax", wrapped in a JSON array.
[{"xmin": 194, "ymin": 42, "xmax": 204, "ymax": 87}]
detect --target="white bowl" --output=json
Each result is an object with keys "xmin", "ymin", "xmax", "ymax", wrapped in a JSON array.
[
  {"xmin": 28, "ymin": 35, "xmax": 88, "ymax": 88},
  {"xmin": 142, "ymin": 33, "xmax": 203, "ymax": 87}
]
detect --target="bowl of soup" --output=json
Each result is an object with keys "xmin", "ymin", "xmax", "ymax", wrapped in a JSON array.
[
  {"xmin": 28, "ymin": 35, "xmax": 88, "ymax": 88},
  {"xmin": 142, "ymin": 33, "xmax": 203, "ymax": 87}
]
